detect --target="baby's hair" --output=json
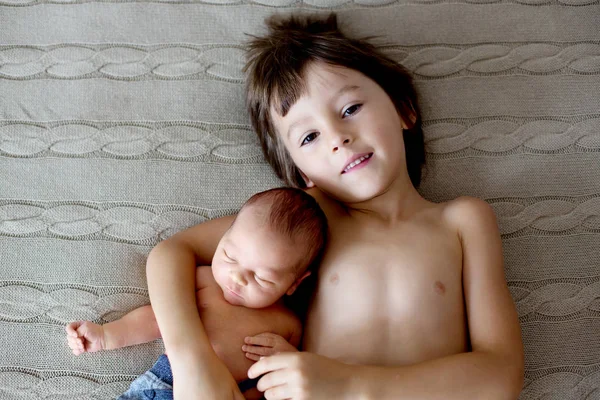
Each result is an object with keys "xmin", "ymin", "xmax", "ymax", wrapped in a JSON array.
[
  {"xmin": 243, "ymin": 12, "xmax": 425, "ymax": 189},
  {"xmin": 239, "ymin": 187, "xmax": 328, "ymax": 276}
]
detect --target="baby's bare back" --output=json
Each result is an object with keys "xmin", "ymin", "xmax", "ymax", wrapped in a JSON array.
[{"xmin": 194, "ymin": 266, "xmax": 297, "ymax": 382}]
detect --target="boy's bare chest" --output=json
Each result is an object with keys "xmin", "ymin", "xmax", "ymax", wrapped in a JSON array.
[{"xmin": 303, "ymin": 211, "xmax": 469, "ymax": 366}]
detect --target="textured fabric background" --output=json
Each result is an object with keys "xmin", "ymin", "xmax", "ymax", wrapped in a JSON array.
[{"xmin": 1, "ymin": 1, "xmax": 599, "ymax": 399}]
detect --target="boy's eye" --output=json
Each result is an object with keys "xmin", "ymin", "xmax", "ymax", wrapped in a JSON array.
[
  {"xmin": 343, "ymin": 104, "xmax": 361, "ymax": 117},
  {"xmin": 301, "ymin": 132, "xmax": 318, "ymax": 146}
]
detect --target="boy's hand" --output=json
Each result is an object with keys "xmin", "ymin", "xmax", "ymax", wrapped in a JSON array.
[
  {"xmin": 65, "ymin": 321, "xmax": 106, "ymax": 355},
  {"xmin": 247, "ymin": 352, "xmax": 354, "ymax": 400},
  {"xmin": 242, "ymin": 333, "xmax": 298, "ymax": 361}
]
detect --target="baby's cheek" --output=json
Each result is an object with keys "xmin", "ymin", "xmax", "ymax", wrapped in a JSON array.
[{"xmin": 250, "ymin": 289, "xmax": 280, "ymax": 308}]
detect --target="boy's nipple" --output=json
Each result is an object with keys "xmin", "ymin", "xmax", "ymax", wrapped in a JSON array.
[
  {"xmin": 329, "ymin": 273, "xmax": 340, "ymax": 285},
  {"xmin": 434, "ymin": 281, "xmax": 446, "ymax": 295}
]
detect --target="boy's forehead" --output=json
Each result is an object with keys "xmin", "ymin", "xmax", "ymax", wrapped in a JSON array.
[{"xmin": 270, "ymin": 62, "xmax": 365, "ymax": 123}]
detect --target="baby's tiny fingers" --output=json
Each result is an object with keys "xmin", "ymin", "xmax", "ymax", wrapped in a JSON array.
[
  {"xmin": 244, "ymin": 336, "xmax": 276, "ymax": 347},
  {"xmin": 242, "ymin": 345, "xmax": 273, "ymax": 356},
  {"xmin": 65, "ymin": 323, "xmax": 79, "ymax": 337},
  {"xmin": 245, "ymin": 352, "xmax": 261, "ymax": 361}
]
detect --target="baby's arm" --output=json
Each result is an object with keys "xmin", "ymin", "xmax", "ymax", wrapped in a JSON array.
[{"xmin": 65, "ymin": 305, "xmax": 160, "ymax": 355}]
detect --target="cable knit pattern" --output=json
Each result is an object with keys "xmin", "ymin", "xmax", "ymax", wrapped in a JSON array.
[
  {"xmin": 0, "ymin": 45, "xmax": 247, "ymax": 81},
  {"xmin": 0, "ymin": 281, "xmax": 150, "ymax": 324},
  {"xmin": 490, "ymin": 196, "xmax": 600, "ymax": 236},
  {"xmin": 0, "ymin": 200, "xmax": 215, "ymax": 244},
  {"xmin": 0, "ymin": 368, "xmax": 134, "ymax": 399},
  {"xmin": 1, "ymin": 1, "xmax": 599, "ymax": 399},
  {"xmin": 1, "ymin": 43, "xmax": 599, "ymax": 81},
  {"xmin": 0, "ymin": 121, "xmax": 262, "ymax": 161},
  {"xmin": 424, "ymin": 117, "xmax": 600, "ymax": 155},
  {"xmin": 399, "ymin": 43, "xmax": 600, "ymax": 77}
]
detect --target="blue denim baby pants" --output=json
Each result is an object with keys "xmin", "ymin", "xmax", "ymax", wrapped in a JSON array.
[{"xmin": 117, "ymin": 354, "xmax": 260, "ymax": 399}]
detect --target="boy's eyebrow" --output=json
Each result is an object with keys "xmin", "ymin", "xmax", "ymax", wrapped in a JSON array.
[{"xmin": 287, "ymin": 84, "xmax": 361, "ymax": 139}]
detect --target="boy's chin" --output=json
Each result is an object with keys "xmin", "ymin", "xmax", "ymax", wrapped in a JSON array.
[{"xmin": 323, "ymin": 184, "xmax": 384, "ymax": 204}]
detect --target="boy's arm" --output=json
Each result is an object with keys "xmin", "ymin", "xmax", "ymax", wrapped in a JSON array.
[
  {"xmin": 102, "ymin": 305, "xmax": 161, "ymax": 350},
  {"xmin": 249, "ymin": 197, "xmax": 524, "ymax": 400},
  {"xmin": 145, "ymin": 214, "xmax": 245, "ymax": 399}
]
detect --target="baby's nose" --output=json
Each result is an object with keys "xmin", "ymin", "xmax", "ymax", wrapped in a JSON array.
[{"xmin": 230, "ymin": 270, "xmax": 247, "ymax": 286}]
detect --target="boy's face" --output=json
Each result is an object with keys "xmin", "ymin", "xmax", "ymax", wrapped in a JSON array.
[
  {"xmin": 211, "ymin": 207, "xmax": 307, "ymax": 308},
  {"xmin": 270, "ymin": 61, "xmax": 409, "ymax": 203}
]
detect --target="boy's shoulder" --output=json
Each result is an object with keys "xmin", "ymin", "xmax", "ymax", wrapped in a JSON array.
[
  {"xmin": 442, "ymin": 196, "xmax": 499, "ymax": 241},
  {"xmin": 442, "ymin": 196, "xmax": 496, "ymax": 221}
]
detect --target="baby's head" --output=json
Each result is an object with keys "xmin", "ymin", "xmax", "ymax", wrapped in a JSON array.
[
  {"xmin": 212, "ymin": 187, "xmax": 327, "ymax": 308},
  {"xmin": 243, "ymin": 13, "xmax": 425, "ymax": 203}
]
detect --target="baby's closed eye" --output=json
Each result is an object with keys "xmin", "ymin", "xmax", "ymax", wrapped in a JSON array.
[{"xmin": 254, "ymin": 275, "xmax": 273, "ymax": 287}]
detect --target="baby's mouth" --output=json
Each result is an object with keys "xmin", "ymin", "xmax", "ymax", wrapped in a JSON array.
[{"xmin": 226, "ymin": 286, "xmax": 243, "ymax": 298}]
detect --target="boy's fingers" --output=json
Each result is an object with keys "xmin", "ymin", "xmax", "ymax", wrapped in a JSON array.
[
  {"xmin": 248, "ymin": 354, "xmax": 290, "ymax": 379},
  {"xmin": 245, "ymin": 352, "xmax": 260, "ymax": 361}
]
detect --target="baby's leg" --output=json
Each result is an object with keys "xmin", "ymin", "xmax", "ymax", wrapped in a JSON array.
[{"xmin": 118, "ymin": 354, "xmax": 173, "ymax": 399}]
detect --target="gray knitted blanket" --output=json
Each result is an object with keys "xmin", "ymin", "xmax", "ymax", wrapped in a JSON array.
[{"xmin": 1, "ymin": 1, "xmax": 599, "ymax": 398}]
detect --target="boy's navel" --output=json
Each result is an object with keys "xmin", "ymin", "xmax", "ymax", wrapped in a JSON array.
[{"xmin": 434, "ymin": 281, "xmax": 446, "ymax": 295}]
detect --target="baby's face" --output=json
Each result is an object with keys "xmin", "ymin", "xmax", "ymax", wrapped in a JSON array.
[{"xmin": 211, "ymin": 207, "xmax": 304, "ymax": 308}]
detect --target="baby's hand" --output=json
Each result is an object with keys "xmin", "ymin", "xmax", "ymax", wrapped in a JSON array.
[
  {"xmin": 65, "ymin": 321, "xmax": 106, "ymax": 355},
  {"xmin": 242, "ymin": 332, "xmax": 298, "ymax": 361}
]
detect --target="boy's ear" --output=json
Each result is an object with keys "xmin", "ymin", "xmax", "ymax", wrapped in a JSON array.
[
  {"xmin": 401, "ymin": 101, "xmax": 418, "ymax": 130},
  {"xmin": 299, "ymin": 170, "xmax": 315, "ymax": 188},
  {"xmin": 286, "ymin": 271, "xmax": 311, "ymax": 296}
]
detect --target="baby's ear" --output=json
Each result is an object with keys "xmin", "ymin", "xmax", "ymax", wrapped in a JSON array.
[{"xmin": 286, "ymin": 271, "xmax": 311, "ymax": 296}]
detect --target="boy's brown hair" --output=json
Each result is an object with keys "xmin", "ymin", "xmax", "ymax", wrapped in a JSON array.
[{"xmin": 243, "ymin": 12, "xmax": 425, "ymax": 189}]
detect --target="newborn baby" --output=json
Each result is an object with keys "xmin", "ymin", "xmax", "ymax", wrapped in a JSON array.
[{"xmin": 65, "ymin": 187, "xmax": 327, "ymax": 399}]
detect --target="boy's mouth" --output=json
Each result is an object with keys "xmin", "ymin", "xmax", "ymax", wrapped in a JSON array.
[{"xmin": 341, "ymin": 153, "xmax": 373, "ymax": 174}]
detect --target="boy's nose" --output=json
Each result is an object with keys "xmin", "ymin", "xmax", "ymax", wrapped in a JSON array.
[
  {"xmin": 230, "ymin": 270, "xmax": 248, "ymax": 286},
  {"xmin": 332, "ymin": 138, "xmax": 351, "ymax": 153}
]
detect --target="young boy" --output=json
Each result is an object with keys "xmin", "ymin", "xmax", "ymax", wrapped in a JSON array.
[
  {"xmin": 65, "ymin": 187, "xmax": 327, "ymax": 400},
  {"xmin": 146, "ymin": 13, "xmax": 525, "ymax": 400}
]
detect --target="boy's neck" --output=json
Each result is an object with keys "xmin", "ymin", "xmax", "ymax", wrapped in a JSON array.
[{"xmin": 345, "ymin": 174, "xmax": 428, "ymax": 225}]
